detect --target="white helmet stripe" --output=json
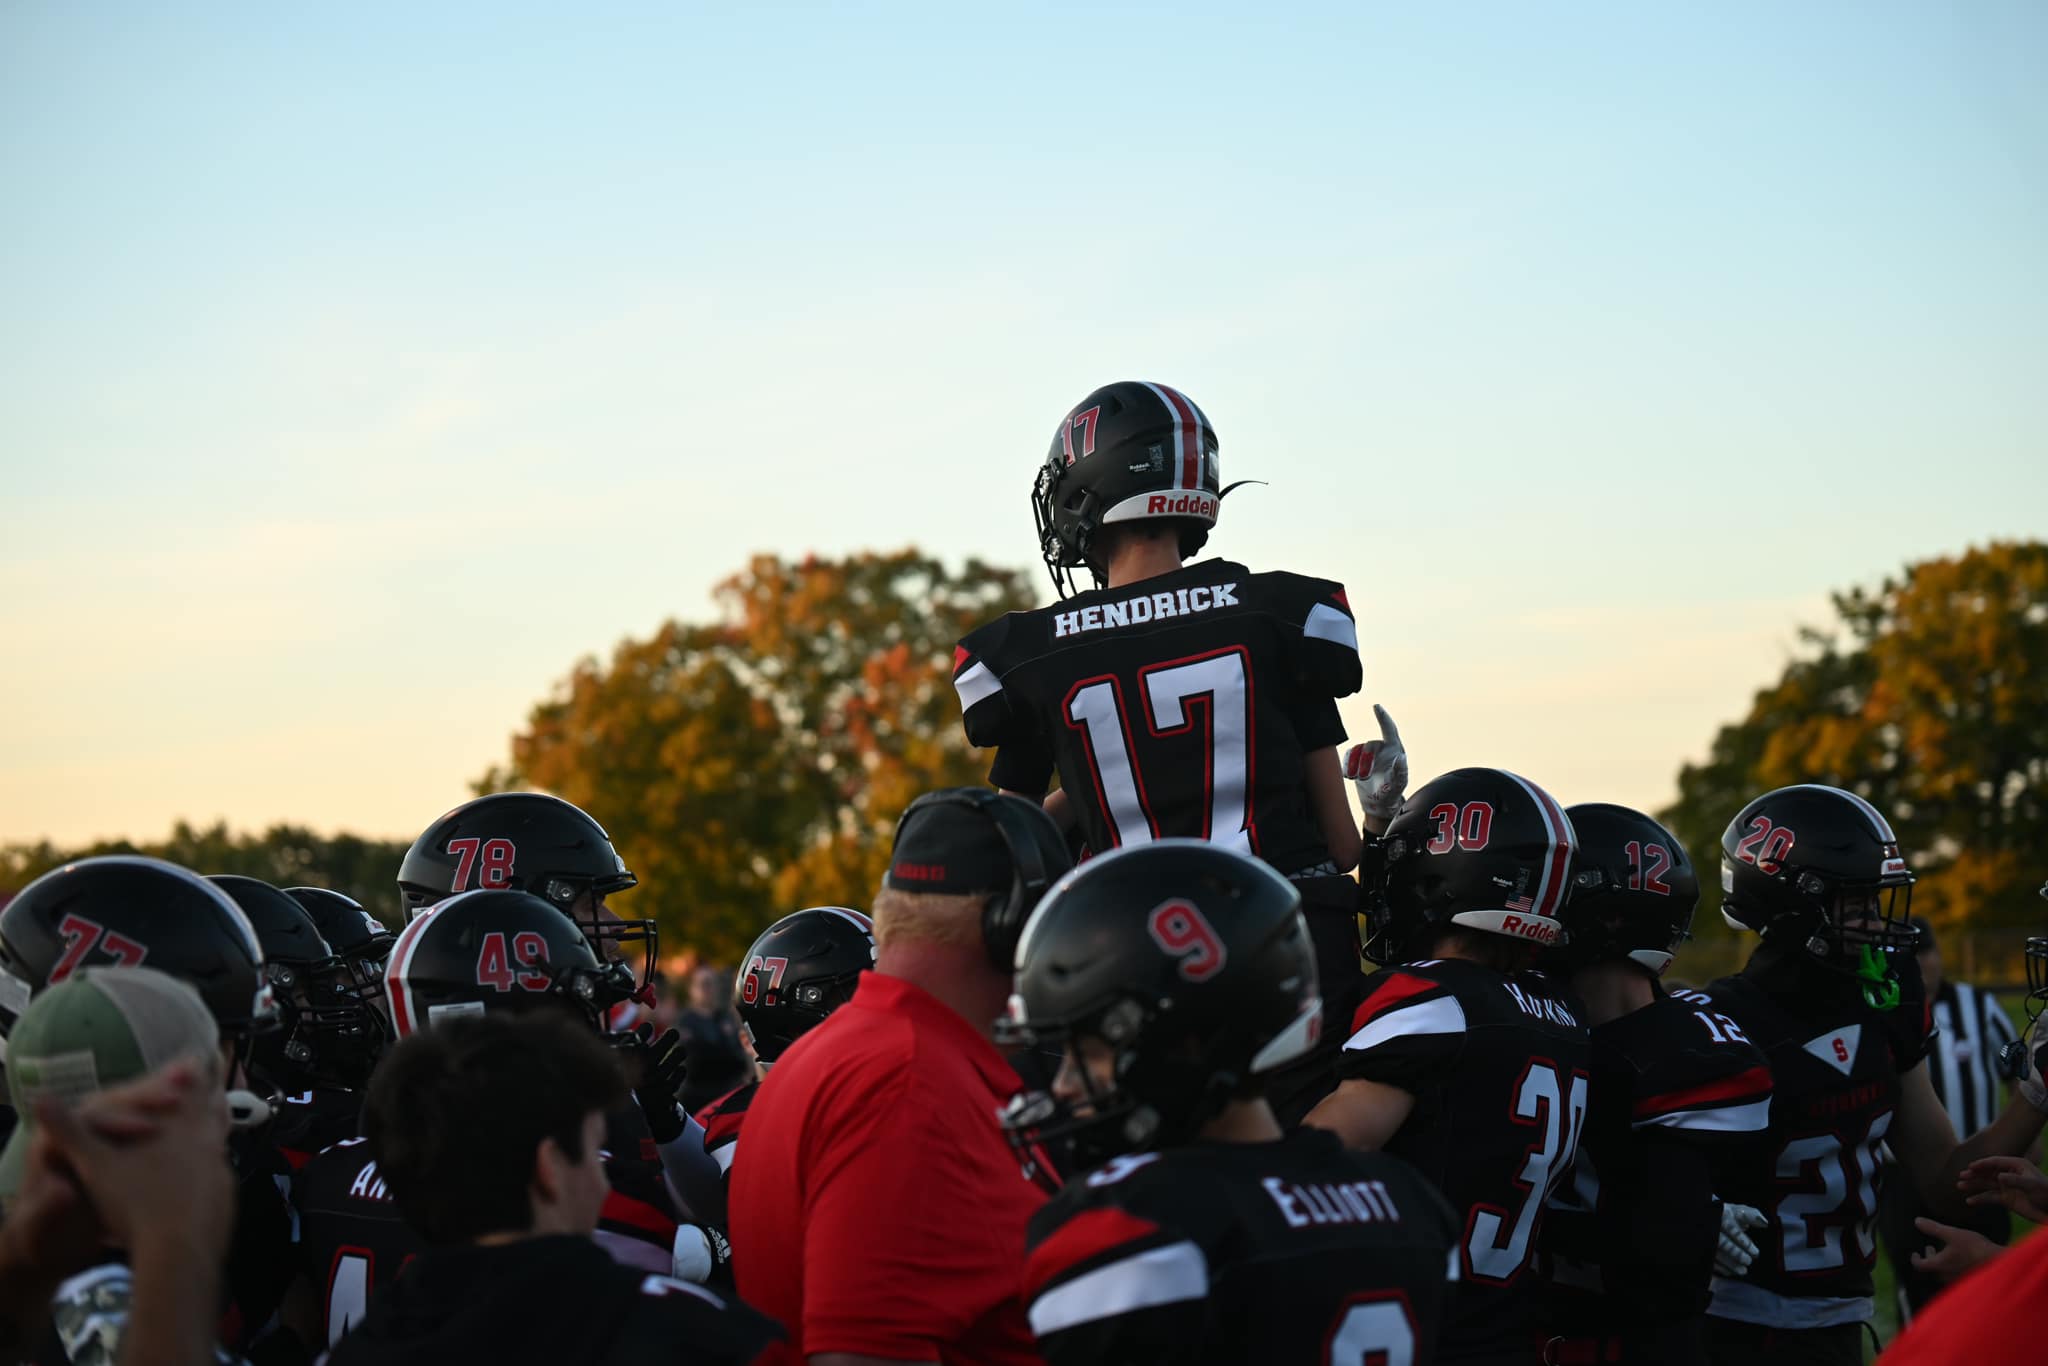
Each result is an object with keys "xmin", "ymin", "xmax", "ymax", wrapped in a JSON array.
[
  {"xmin": 383, "ymin": 904, "xmax": 441, "ymax": 1038},
  {"xmin": 1502, "ymin": 770, "xmax": 1575, "ymax": 920},
  {"xmin": 1139, "ymin": 381, "xmax": 1205, "ymax": 492}
]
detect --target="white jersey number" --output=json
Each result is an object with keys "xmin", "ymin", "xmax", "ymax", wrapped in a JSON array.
[
  {"xmin": 1776, "ymin": 1110, "xmax": 1892, "ymax": 1271},
  {"xmin": 1064, "ymin": 648, "xmax": 1252, "ymax": 852},
  {"xmin": 1325, "ymin": 1296, "xmax": 1418, "ymax": 1366},
  {"xmin": 1466, "ymin": 1062, "xmax": 1591, "ymax": 1283}
]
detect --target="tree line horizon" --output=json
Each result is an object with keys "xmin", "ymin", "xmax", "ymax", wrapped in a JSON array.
[{"xmin": 5, "ymin": 541, "xmax": 2041, "ymax": 970}]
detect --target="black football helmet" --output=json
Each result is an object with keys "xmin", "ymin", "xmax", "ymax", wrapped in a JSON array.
[
  {"xmin": 0, "ymin": 856, "xmax": 277, "ymax": 1037},
  {"xmin": 1361, "ymin": 768, "xmax": 1579, "ymax": 965},
  {"xmin": 1719, "ymin": 785, "xmax": 1916, "ymax": 1005},
  {"xmin": 1550, "ymin": 804, "xmax": 1699, "ymax": 978},
  {"xmin": 287, "ymin": 887, "xmax": 396, "ymax": 965},
  {"xmin": 212, "ymin": 876, "xmax": 386, "ymax": 1090},
  {"xmin": 995, "ymin": 840, "xmax": 1321, "ymax": 1171},
  {"xmin": 381, "ymin": 889, "xmax": 635, "ymax": 1038},
  {"xmin": 734, "ymin": 907, "xmax": 875, "ymax": 1065},
  {"xmin": 1032, "ymin": 381, "xmax": 1223, "ymax": 598},
  {"xmin": 396, "ymin": 793, "xmax": 654, "ymax": 994}
]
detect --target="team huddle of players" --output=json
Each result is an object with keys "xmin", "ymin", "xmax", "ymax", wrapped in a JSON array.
[{"xmin": 2, "ymin": 379, "xmax": 2044, "ymax": 1366}]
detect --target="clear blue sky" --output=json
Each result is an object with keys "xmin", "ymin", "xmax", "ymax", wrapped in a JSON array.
[{"xmin": 3, "ymin": 1, "xmax": 2043, "ymax": 844}]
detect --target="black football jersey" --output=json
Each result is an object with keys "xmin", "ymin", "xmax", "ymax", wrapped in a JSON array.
[
  {"xmin": 292, "ymin": 1136, "xmax": 423, "ymax": 1348},
  {"xmin": 1688, "ymin": 943, "xmax": 1933, "ymax": 1330},
  {"xmin": 1022, "ymin": 1128, "xmax": 1458, "ymax": 1365},
  {"xmin": 322, "ymin": 1233, "xmax": 780, "ymax": 1366},
  {"xmin": 955, "ymin": 560, "xmax": 1362, "ymax": 875},
  {"xmin": 1335, "ymin": 958, "xmax": 1591, "ymax": 1361},
  {"xmin": 595, "ymin": 1101, "xmax": 687, "ymax": 1273},
  {"xmin": 1542, "ymin": 993, "xmax": 1774, "ymax": 1364},
  {"xmin": 270, "ymin": 1085, "xmax": 363, "ymax": 1170}
]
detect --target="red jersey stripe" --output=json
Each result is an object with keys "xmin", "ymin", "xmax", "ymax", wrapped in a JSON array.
[
  {"xmin": 601, "ymin": 1188, "xmax": 679, "ymax": 1239},
  {"xmin": 1632, "ymin": 1064, "xmax": 1773, "ymax": 1121},
  {"xmin": 1347, "ymin": 971, "xmax": 1442, "ymax": 1037},
  {"xmin": 1024, "ymin": 1205, "xmax": 1163, "ymax": 1297}
]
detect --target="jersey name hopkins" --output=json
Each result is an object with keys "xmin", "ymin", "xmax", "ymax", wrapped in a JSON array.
[{"xmin": 1053, "ymin": 582, "xmax": 1240, "ymax": 638}]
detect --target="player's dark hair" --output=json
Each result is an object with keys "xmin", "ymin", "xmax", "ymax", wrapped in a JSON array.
[
  {"xmin": 1089, "ymin": 519, "xmax": 1187, "ymax": 570},
  {"xmin": 1425, "ymin": 924, "xmax": 1540, "ymax": 974},
  {"xmin": 363, "ymin": 1010, "xmax": 628, "ymax": 1245}
]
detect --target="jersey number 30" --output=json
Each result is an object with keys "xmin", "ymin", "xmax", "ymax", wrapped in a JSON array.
[
  {"xmin": 1065, "ymin": 648, "xmax": 1253, "ymax": 852},
  {"xmin": 1466, "ymin": 1061, "xmax": 1590, "ymax": 1283}
]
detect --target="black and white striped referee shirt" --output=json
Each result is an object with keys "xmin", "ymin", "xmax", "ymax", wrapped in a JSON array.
[{"xmin": 1927, "ymin": 980, "xmax": 2018, "ymax": 1137}]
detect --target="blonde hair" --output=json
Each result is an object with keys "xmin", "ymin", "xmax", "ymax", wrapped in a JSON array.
[{"xmin": 871, "ymin": 886, "xmax": 990, "ymax": 950}]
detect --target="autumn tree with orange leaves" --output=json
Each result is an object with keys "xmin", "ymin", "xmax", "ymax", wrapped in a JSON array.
[
  {"xmin": 478, "ymin": 550, "xmax": 1036, "ymax": 962},
  {"xmin": 1662, "ymin": 542, "xmax": 2048, "ymax": 942}
]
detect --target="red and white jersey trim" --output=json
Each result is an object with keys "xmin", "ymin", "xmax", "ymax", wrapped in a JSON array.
[
  {"xmin": 1342, "ymin": 994, "xmax": 1467, "ymax": 1053},
  {"xmin": 1303, "ymin": 601, "xmax": 1358, "ymax": 652},
  {"xmin": 954, "ymin": 660, "xmax": 1000, "ymax": 711},
  {"xmin": 1027, "ymin": 1238, "xmax": 1209, "ymax": 1336},
  {"xmin": 1633, "ymin": 1096, "xmax": 1772, "ymax": 1134}
]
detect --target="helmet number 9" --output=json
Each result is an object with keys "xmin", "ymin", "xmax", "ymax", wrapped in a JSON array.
[
  {"xmin": 1148, "ymin": 900, "xmax": 1226, "ymax": 982},
  {"xmin": 1425, "ymin": 802, "xmax": 1494, "ymax": 856},
  {"xmin": 741, "ymin": 956, "xmax": 790, "ymax": 1005},
  {"xmin": 447, "ymin": 838, "xmax": 518, "ymax": 892}
]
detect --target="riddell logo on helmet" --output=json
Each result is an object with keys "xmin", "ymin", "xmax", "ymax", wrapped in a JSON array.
[
  {"xmin": 1145, "ymin": 492, "xmax": 1217, "ymax": 519},
  {"xmin": 1499, "ymin": 915, "xmax": 1560, "ymax": 945}
]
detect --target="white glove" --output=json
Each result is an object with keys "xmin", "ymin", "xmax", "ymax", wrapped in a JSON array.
[
  {"xmin": 671, "ymin": 1223, "xmax": 731, "ymax": 1283},
  {"xmin": 1344, "ymin": 705, "xmax": 1409, "ymax": 822},
  {"xmin": 2019, "ymin": 1013, "xmax": 2048, "ymax": 1114},
  {"xmin": 1714, "ymin": 1203, "xmax": 1766, "ymax": 1277}
]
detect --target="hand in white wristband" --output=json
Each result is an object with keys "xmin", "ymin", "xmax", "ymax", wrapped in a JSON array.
[{"xmin": 1344, "ymin": 705, "xmax": 1409, "ymax": 823}]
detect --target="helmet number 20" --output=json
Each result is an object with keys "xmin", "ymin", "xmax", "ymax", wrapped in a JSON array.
[{"xmin": 1731, "ymin": 817, "xmax": 1797, "ymax": 875}]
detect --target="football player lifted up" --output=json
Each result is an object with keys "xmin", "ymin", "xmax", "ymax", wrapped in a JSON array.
[
  {"xmin": 1684, "ymin": 785, "xmax": 2048, "ymax": 1366},
  {"xmin": 1003, "ymin": 840, "xmax": 1459, "ymax": 1366},
  {"xmin": 1536, "ymin": 805, "xmax": 1772, "ymax": 1366},
  {"xmin": 1305, "ymin": 768, "xmax": 1589, "ymax": 1366},
  {"xmin": 954, "ymin": 382, "xmax": 1387, "ymax": 1120}
]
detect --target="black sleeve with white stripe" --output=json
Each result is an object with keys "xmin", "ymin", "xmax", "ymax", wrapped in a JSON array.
[{"xmin": 1267, "ymin": 573, "xmax": 1363, "ymax": 703}]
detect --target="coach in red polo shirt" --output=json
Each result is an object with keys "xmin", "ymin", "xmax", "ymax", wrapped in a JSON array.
[{"xmin": 730, "ymin": 790, "xmax": 1071, "ymax": 1366}]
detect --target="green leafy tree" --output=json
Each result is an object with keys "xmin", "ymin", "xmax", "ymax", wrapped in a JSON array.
[
  {"xmin": 480, "ymin": 549, "xmax": 1037, "ymax": 963},
  {"xmin": 1662, "ymin": 541, "xmax": 2048, "ymax": 967}
]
